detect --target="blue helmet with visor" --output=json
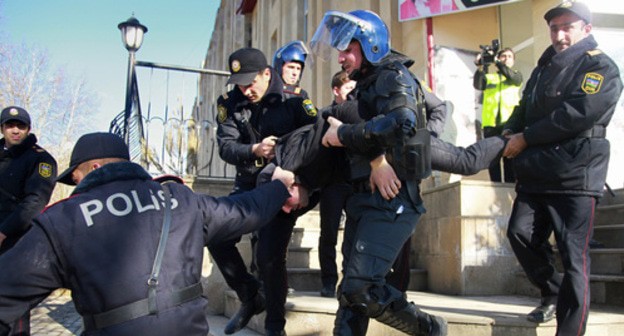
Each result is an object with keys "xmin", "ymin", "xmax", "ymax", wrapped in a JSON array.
[
  {"xmin": 273, "ymin": 40, "xmax": 309, "ymax": 79},
  {"xmin": 310, "ymin": 10, "xmax": 390, "ymax": 64}
]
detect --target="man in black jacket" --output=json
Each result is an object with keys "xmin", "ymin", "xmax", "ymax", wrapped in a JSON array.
[
  {"xmin": 0, "ymin": 106, "xmax": 57, "ymax": 335},
  {"xmin": 502, "ymin": 2, "xmax": 623, "ymax": 335},
  {"xmin": 0, "ymin": 132, "xmax": 295, "ymax": 336},
  {"xmin": 214, "ymin": 47, "xmax": 318, "ymax": 336}
]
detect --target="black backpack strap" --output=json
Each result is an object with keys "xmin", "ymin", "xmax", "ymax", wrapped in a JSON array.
[{"xmin": 82, "ymin": 183, "xmax": 203, "ymax": 331}]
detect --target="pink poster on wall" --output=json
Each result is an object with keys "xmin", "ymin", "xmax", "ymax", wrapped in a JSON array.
[{"xmin": 399, "ymin": 0, "xmax": 522, "ymax": 21}]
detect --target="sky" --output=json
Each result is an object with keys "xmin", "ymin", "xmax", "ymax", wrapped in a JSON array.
[{"xmin": 0, "ymin": 0, "xmax": 220, "ymax": 134}]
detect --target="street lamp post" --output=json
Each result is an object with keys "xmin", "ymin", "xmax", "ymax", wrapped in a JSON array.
[{"xmin": 118, "ymin": 16, "xmax": 148, "ymax": 144}]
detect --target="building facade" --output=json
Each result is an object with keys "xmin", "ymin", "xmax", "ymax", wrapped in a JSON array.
[{"xmin": 196, "ymin": 0, "xmax": 624, "ymax": 188}]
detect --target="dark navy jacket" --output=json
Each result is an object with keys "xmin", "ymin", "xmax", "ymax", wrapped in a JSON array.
[
  {"xmin": 505, "ymin": 35, "xmax": 623, "ymax": 196},
  {"xmin": 282, "ymin": 84, "xmax": 310, "ymax": 100},
  {"xmin": 216, "ymin": 67, "xmax": 318, "ymax": 186},
  {"xmin": 0, "ymin": 161, "xmax": 289, "ymax": 336},
  {"xmin": 0, "ymin": 134, "xmax": 56, "ymax": 252}
]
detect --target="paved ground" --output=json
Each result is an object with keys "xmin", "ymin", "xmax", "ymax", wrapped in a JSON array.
[
  {"xmin": 30, "ymin": 290, "xmax": 81, "ymax": 336},
  {"xmin": 28, "ymin": 290, "xmax": 256, "ymax": 336}
]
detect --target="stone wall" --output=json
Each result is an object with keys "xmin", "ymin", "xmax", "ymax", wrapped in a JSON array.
[{"xmin": 413, "ymin": 180, "xmax": 519, "ymax": 295}]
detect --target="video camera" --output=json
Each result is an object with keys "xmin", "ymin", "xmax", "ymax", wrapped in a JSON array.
[{"xmin": 477, "ymin": 39, "xmax": 500, "ymax": 66}]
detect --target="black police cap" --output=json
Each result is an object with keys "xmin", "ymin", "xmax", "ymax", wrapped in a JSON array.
[
  {"xmin": 544, "ymin": 1, "xmax": 591, "ymax": 24},
  {"xmin": 226, "ymin": 48, "xmax": 268, "ymax": 86},
  {"xmin": 57, "ymin": 132, "xmax": 130, "ymax": 185},
  {"xmin": 1, "ymin": 106, "xmax": 31, "ymax": 127}
]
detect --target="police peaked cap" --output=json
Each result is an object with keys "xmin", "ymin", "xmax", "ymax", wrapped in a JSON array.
[{"xmin": 57, "ymin": 132, "xmax": 130, "ymax": 185}]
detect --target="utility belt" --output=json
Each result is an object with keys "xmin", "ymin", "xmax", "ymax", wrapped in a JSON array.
[
  {"xmin": 577, "ymin": 125, "xmax": 606, "ymax": 139},
  {"xmin": 82, "ymin": 282, "xmax": 203, "ymax": 331}
]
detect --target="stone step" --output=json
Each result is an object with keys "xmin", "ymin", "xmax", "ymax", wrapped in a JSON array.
[
  {"xmin": 595, "ymin": 204, "xmax": 624, "ymax": 226},
  {"xmin": 294, "ymin": 209, "xmax": 322, "ymax": 229},
  {"xmin": 286, "ymin": 268, "xmax": 428, "ymax": 292},
  {"xmin": 591, "ymin": 248, "xmax": 624, "ymax": 275},
  {"xmin": 290, "ymin": 226, "xmax": 344, "ymax": 249},
  {"xmin": 287, "ymin": 246, "xmax": 320, "ymax": 268},
  {"xmin": 515, "ymin": 271, "xmax": 624, "ymax": 306},
  {"xmin": 223, "ymin": 290, "xmax": 624, "ymax": 335},
  {"xmin": 601, "ymin": 187, "xmax": 624, "ymax": 205},
  {"xmin": 593, "ymin": 224, "xmax": 624, "ymax": 249}
]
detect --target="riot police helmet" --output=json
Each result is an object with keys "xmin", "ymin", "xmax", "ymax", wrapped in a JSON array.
[
  {"xmin": 273, "ymin": 40, "xmax": 309, "ymax": 79},
  {"xmin": 310, "ymin": 10, "xmax": 390, "ymax": 64}
]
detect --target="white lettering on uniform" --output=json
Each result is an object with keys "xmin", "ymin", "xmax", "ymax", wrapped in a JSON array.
[
  {"xmin": 78, "ymin": 188, "xmax": 178, "ymax": 227},
  {"xmin": 107, "ymin": 193, "xmax": 133, "ymax": 216},
  {"xmin": 132, "ymin": 190, "xmax": 156, "ymax": 213},
  {"xmin": 80, "ymin": 200, "xmax": 104, "ymax": 227},
  {"xmin": 150, "ymin": 189, "xmax": 161, "ymax": 211},
  {"xmin": 157, "ymin": 189, "xmax": 179, "ymax": 209}
]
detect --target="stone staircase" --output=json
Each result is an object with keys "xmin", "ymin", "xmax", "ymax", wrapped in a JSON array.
[
  {"xmin": 513, "ymin": 188, "xmax": 624, "ymax": 308},
  {"xmin": 198, "ymin": 178, "xmax": 624, "ymax": 335}
]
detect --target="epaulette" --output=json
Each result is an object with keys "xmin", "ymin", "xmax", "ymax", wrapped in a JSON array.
[
  {"xmin": 586, "ymin": 49, "xmax": 603, "ymax": 57},
  {"xmin": 31, "ymin": 145, "xmax": 46, "ymax": 153}
]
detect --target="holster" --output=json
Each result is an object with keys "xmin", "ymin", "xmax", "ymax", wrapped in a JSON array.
[{"xmin": 388, "ymin": 128, "xmax": 431, "ymax": 181}]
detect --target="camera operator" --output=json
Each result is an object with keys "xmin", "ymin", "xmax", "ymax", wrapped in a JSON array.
[{"xmin": 473, "ymin": 45, "xmax": 523, "ymax": 183}]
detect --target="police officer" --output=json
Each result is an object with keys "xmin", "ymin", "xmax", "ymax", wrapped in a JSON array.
[
  {"xmin": 474, "ymin": 47, "xmax": 523, "ymax": 182},
  {"xmin": 213, "ymin": 47, "xmax": 318, "ymax": 335},
  {"xmin": 273, "ymin": 40, "xmax": 310, "ymax": 99},
  {"xmin": 0, "ymin": 106, "xmax": 56, "ymax": 336},
  {"xmin": 311, "ymin": 10, "xmax": 447, "ymax": 335},
  {"xmin": 0, "ymin": 132, "xmax": 295, "ymax": 336},
  {"xmin": 502, "ymin": 2, "xmax": 623, "ymax": 335}
]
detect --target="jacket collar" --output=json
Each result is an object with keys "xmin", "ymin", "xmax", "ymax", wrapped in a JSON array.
[
  {"xmin": 72, "ymin": 161, "xmax": 152, "ymax": 195},
  {"xmin": 1, "ymin": 134, "xmax": 37, "ymax": 157},
  {"xmin": 538, "ymin": 34, "xmax": 597, "ymax": 69}
]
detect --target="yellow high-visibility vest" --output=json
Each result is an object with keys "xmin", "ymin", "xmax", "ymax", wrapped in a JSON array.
[{"xmin": 482, "ymin": 73, "xmax": 521, "ymax": 128}]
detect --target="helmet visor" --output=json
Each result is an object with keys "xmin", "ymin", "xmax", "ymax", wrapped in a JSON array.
[{"xmin": 310, "ymin": 11, "xmax": 365, "ymax": 62}]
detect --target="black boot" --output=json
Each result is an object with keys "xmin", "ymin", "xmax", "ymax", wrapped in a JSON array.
[
  {"xmin": 224, "ymin": 292, "xmax": 265, "ymax": 334},
  {"xmin": 375, "ymin": 301, "xmax": 447, "ymax": 336}
]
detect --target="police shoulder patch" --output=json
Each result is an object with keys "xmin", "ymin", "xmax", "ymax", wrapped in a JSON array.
[
  {"xmin": 39, "ymin": 162, "xmax": 53, "ymax": 178},
  {"xmin": 581, "ymin": 72, "xmax": 603, "ymax": 94},
  {"xmin": 302, "ymin": 99, "xmax": 317, "ymax": 117},
  {"xmin": 217, "ymin": 104, "xmax": 228, "ymax": 123}
]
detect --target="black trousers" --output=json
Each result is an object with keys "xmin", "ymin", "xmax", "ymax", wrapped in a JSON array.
[
  {"xmin": 208, "ymin": 182, "xmax": 261, "ymax": 304},
  {"xmin": 256, "ymin": 193, "xmax": 319, "ymax": 332},
  {"xmin": 319, "ymin": 182, "xmax": 352, "ymax": 288},
  {"xmin": 507, "ymin": 192, "xmax": 594, "ymax": 336}
]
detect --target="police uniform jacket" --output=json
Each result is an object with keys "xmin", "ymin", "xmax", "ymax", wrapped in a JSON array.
[
  {"xmin": 0, "ymin": 161, "xmax": 290, "ymax": 336},
  {"xmin": 504, "ymin": 35, "xmax": 623, "ymax": 196},
  {"xmin": 282, "ymin": 84, "xmax": 310, "ymax": 100},
  {"xmin": 216, "ymin": 68, "xmax": 318, "ymax": 186},
  {"xmin": 0, "ymin": 134, "xmax": 56, "ymax": 252}
]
